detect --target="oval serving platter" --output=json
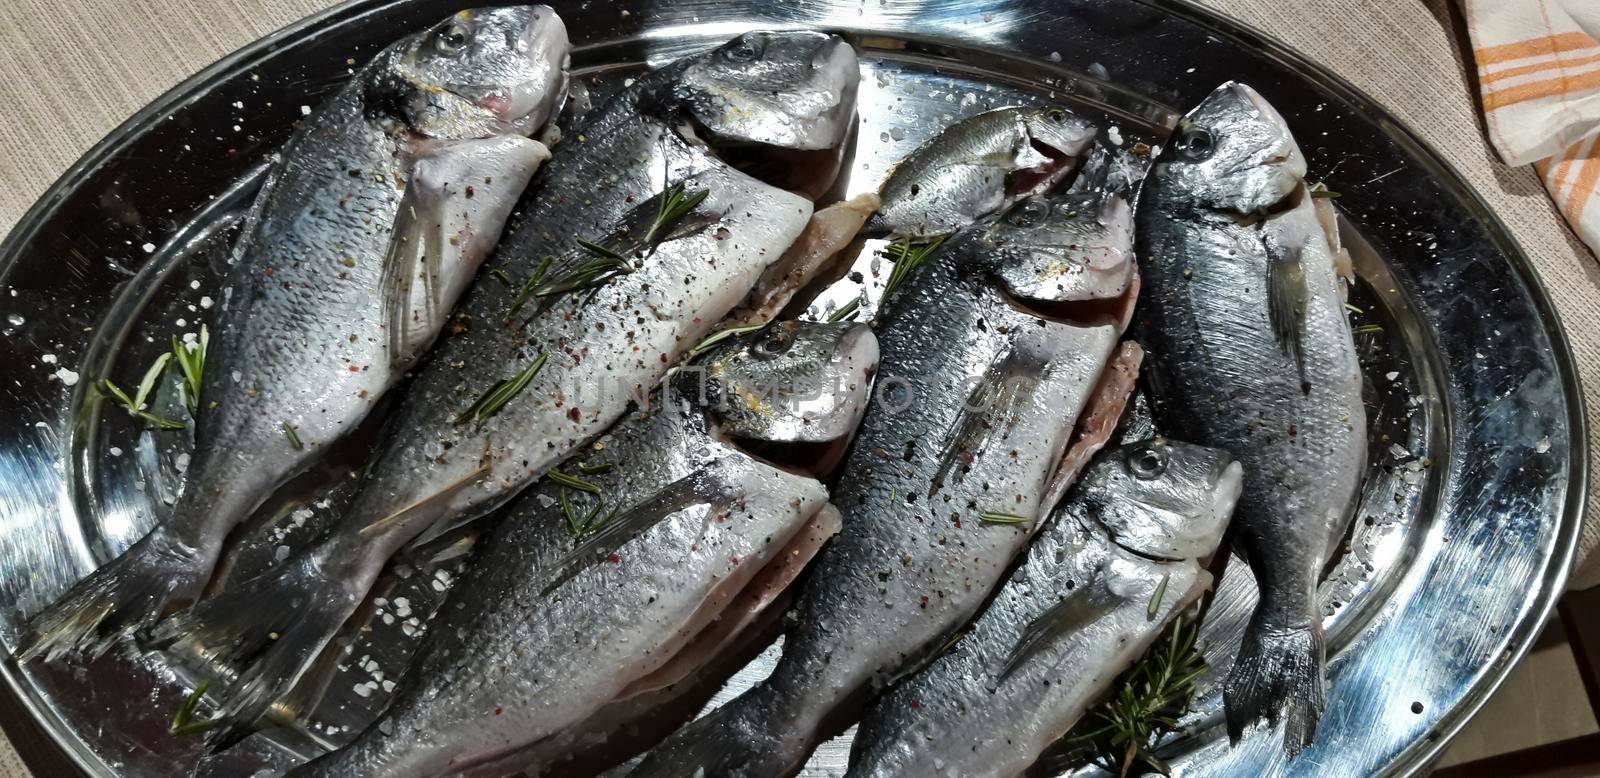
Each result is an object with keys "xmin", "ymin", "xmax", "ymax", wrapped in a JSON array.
[{"xmin": 0, "ymin": 1, "xmax": 1583, "ymax": 777}]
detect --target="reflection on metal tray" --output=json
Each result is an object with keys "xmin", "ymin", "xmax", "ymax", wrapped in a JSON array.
[{"xmin": 0, "ymin": 1, "xmax": 1581, "ymax": 777}]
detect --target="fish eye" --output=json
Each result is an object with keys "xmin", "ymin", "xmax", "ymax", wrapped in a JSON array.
[
  {"xmin": 1176, "ymin": 127, "xmax": 1216, "ymax": 162},
  {"xmin": 435, "ymin": 22, "xmax": 472, "ymax": 54},
  {"xmin": 1126, "ymin": 444, "xmax": 1169, "ymax": 480},
  {"xmin": 753, "ymin": 328, "xmax": 793, "ymax": 359},
  {"xmin": 724, "ymin": 36, "xmax": 765, "ymax": 63},
  {"xmin": 1006, "ymin": 200, "xmax": 1051, "ymax": 228},
  {"xmin": 1046, "ymin": 108, "xmax": 1067, "ymax": 122}
]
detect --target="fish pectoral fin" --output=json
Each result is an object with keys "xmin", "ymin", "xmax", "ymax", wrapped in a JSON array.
[
  {"xmin": 932, "ymin": 344, "xmax": 1047, "ymax": 494},
  {"xmin": 1265, "ymin": 238, "xmax": 1309, "ymax": 386},
  {"xmin": 998, "ymin": 587, "xmax": 1117, "ymax": 681},
  {"xmin": 539, "ymin": 473, "xmax": 719, "ymax": 597},
  {"xmin": 383, "ymin": 137, "xmax": 551, "ymax": 370}
]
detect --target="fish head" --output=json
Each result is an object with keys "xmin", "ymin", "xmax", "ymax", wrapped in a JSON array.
[
  {"xmin": 1157, "ymin": 82, "xmax": 1306, "ymax": 215},
  {"xmin": 691, "ymin": 321, "xmax": 878, "ymax": 466},
  {"xmin": 1078, "ymin": 438, "xmax": 1241, "ymax": 561},
  {"xmin": 670, "ymin": 31, "xmax": 860, "ymax": 152},
  {"xmin": 976, "ymin": 191, "xmax": 1135, "ymax": 303},
  {"xmin": 374, "ymin": 5, "xmax": 570, "ymax": 139}
]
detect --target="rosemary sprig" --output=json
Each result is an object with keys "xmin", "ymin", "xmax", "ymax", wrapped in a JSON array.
[
  {"xmin": 1146, "ymin": 574, "xmax": 1169, "ymax": 621},
  {"xmin": 979, "ymin": 511, "xmax": 1029, "ymax": 525},
  {"xmin": 508, "ymin": 255, "xmax": 555, "ymax": 316},
  {"xmin": 489, "ymin": 268, "xmax": 514, "ymax": 287},
  {"xmin": 827, "ymin": 298, "xmax": 861, "ymax": 323},
  {"xmin": 645, "ymin": 182, "xmax": 710, "ymax": 246},
  {"xmin": 531, "ymin": 245, "xmax": 634, "ymax": 297},
  {"xmin": 546, "ymin": 470, "xmax": 601, "ymax": 494},
  {"xmin": 1352, "ymin": 324, "xmax": 1384, "ymax": 336},
  {"xmin": 282, "ymin": 422, "xmax": 304, "ymax": 450},
  {"xmin": 1064, "ymin": 615, "xmax": 1207, "ymax": 777},
  {"xmin": 880, "ymin": 235, "xmax": 946, "ymax": 301},
  {"xmin": 170, "ymin": 326, "xmax": 208, "ymax": 416},
  {"xmin": 686, "ymin": 323, "xmax": 766, "ymax": 361},
  {"xmin": 558, "ymin": 486, "xmax": 608, "ymax": 536},
  {"xmin": 98, "ymin": 352, "xmax": 185, "ymax": 430},
  {"xmin": 169, "ymin": 680, "xmax": 215, "ymax": 736},
  {"xmin": 455, "ymin": 353, "xmax": 550, "ymax": 425},
  {"xmin": 1309, "ymin": 181, "xmax": 1342, "ymax": 199}
]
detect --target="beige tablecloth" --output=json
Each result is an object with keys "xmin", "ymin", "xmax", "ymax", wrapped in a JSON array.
[{"xmin": 0, "ymin": 0, "xmax": 1595, "ymax": 774}]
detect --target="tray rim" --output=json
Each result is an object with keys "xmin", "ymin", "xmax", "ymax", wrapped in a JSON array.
[{"xmin": 0, "ymin": 0, "xmax": 1585, "ymax": 775}]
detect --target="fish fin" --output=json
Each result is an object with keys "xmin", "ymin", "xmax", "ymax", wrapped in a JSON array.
[
  {"xmin": 628, "ymin": 684, "xmax": 798, "ymax": 778},
  {"xmin": 540, "ymin": 475, "xmax": 717, "ymax": 597},
  {"xmin": 1265, "ymin": 240, "xmax": 1308, "ymax": 388},
  {"xmin": 18, "ymin": 530, "xmax": 210, "ymax": 662},
  {"xmin": 169, "ymin": 543, "xmax": 366, "ymax": 752},
  {"xmin": 380, "ymin": 174, "xmax": 447, "ymax": 372},
  {"xmin": 383, "ymin": 137, "xmax": 550, "ymax": 369},
  {"xmin": 998, "ymin": 588, "xmax": 1117, "ymax": 681},
  {"xmin": 931, "ymin": 345, "xmax": 1047, "ymax": 495},
  {"xmin": 1223, "ymin": 614, "xmax": 1326, "ymax": 757},
  {"xmin": 367, "ymin": 459, "xmax": 490, "ymax": 544}
]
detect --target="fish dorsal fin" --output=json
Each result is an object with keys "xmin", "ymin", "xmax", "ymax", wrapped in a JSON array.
[
  {"xmin": 539, "ymin": 470, "xmax": 723, "ymax": 597},
  {"xmin": 998, "ymin": 586, "xmax": 1117, "ymax": 681},
  {"xmin": 930, "ymin": 343, "xmax": 1048, "ymax": 496},
  {"xmin": 1264, "ymin": 233, "xmax": 1309, "ymax": 390}
]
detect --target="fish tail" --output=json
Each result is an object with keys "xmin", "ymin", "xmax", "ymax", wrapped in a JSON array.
[
  {"xmin": 629, "ymin": 683, "xmax": 801, "ymax": 778},
  {"xmin": 155, "ymin": 539, "xmax": 369, "ymax": 752},
  {"xmin": 1222, "ymin": 608, "xmax": 1326, "ymax": 757},
  {"xmin": 18, "ymin": 529, "xmax": 212, "ymax": 662}
]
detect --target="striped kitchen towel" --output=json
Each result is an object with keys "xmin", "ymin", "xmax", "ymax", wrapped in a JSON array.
[{"xmin": 1463, "ymin": 0, "xmax": 1600, "ymax": 254}]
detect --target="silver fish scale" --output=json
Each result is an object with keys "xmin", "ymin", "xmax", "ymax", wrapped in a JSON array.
[
  {"xmin": 191, "ymin": 78, "xmax": 407, "ymax": 532},
  {"xmin": 308, "ymin": 455, "xmax": 828, "ymax": 776},
  {"xmin": 734, "ymin": 241, "xmax": 1118, "ymax": 756},
  {"xmin": 341, "ymin": 130, "xmax": 811, "ymax": 545},
  {"xmin": 1137, "ymin": 193, "xmax": 1364, "ymax": 611},
  {"xmin": 849, "ymin": 510, "xmax": 1205, "ymax": 777}
]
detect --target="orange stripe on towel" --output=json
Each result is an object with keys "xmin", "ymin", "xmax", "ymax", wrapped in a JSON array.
[
  {"xmin": 1481, "ymin": 50, "xmax": 1600, "ymax": 85},
  {"xmin": 1483, "ymin": 68, "xmax": 1600, "ymax": 111},
  {"xmin": 1475, "ymin": 31, "xmax": 1599, "ymax": 67}
]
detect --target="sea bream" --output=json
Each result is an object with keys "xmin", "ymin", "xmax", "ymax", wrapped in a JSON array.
[
  {"xmin": 867, "ymin": 106, "xmax": 1098, "ymax": 238},
  {"xmin": 155, "ymin": 31, "xmax": 862, "ymax": 748},
  {"xmin": 1133, "ymin": 82, "xmax": 1365, "ymax": 754},
  {"xmin": 287, "ymin": 320, "xmax": 879, "ymax": 778},
  {"xmin": 632, "ymin": 188, "xmax": 1142, "ymax": 777},
  {"xmin": 19, "ymin": 6, "xmax": 570, "ymax": 662},
  {"xmin": 847, "ymin": 439, "xmax": 1241, "ymax": 777}
]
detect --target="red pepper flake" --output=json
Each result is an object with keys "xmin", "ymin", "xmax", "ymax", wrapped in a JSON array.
[
  {"xmin": 910, "ymin": 700, "xmax": 921, "ymax": 710},
  {"xmin": 730, "ymin": 555, "xmax": 740, "ymax": 566},
  {"xmin": 567, "ymin": 407, "xmax": 581, "ymax": 422},
  {"xmin": 919, "ymin": 595, "xmax": 929, "ymax": 608},
  {"xmin": 606, "ymin": 553, "xmax": 621, "ymax": 564},
  {"xmin": 494, "ymin": 707, "xmax": 503, "ymax": 716},
  {"xmin": 263, "ymin": 266, "xmax": 274, "ymax": 277},
  {"xmin": 349, "ymin": 365, "xmax": 360, "ymax": 373},
  {"xmin": 465, "ymin": 185, "xmax": 475, "ymax": 199}
]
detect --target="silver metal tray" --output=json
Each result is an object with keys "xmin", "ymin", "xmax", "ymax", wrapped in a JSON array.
[{"xmin": 0, "ymin": 1, "xmax": 1584, "ymax": 776}]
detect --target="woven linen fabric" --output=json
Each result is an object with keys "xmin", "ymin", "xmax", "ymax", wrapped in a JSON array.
[
  {"xmin": 0, "ymin": 0, "xmax": 1597, "ymax": 775},
  {"xmin": 1461, "ymin": 0, "xmax": 1600, "ymax": 261}
]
